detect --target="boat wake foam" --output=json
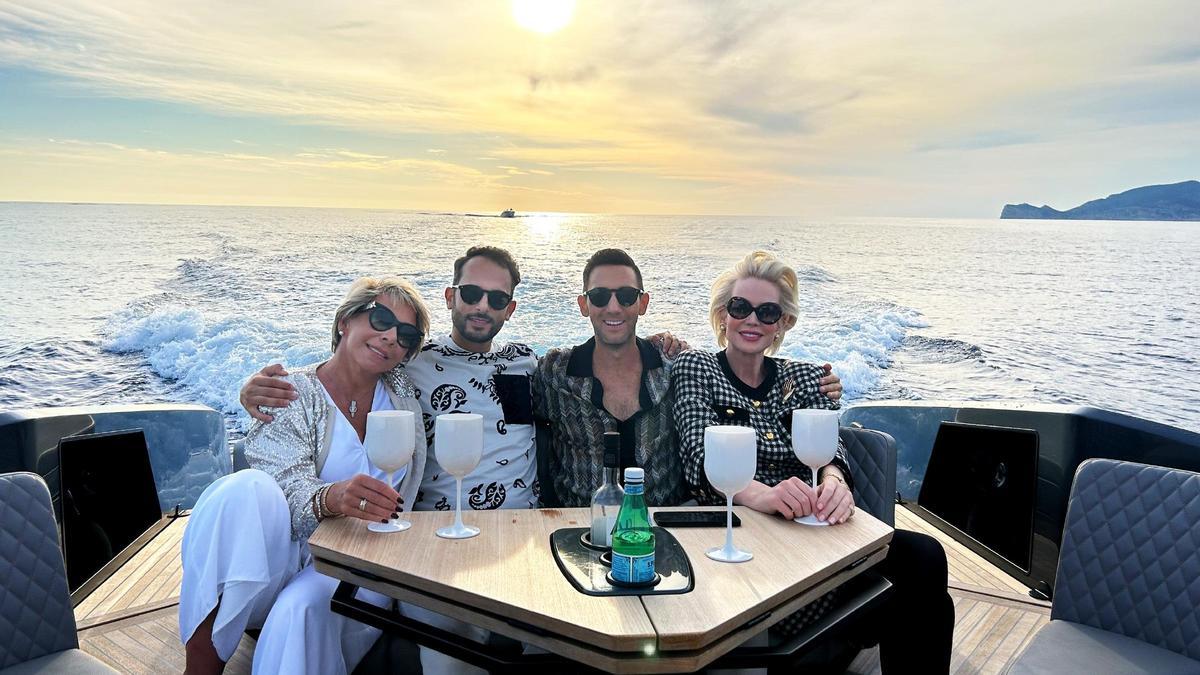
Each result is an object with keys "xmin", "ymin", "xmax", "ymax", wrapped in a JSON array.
[{"xmin": 102, "ymin": 305, "xmax": 325, "ymax": 428}]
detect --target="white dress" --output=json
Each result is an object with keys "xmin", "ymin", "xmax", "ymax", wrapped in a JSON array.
[{"xmin": 180, "ymin": 381, "xmax": 407, "ymax": 674}]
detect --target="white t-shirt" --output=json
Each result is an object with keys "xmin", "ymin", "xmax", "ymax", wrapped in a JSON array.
[{"xmin": 406, "ymin": 334, "xmax": 538, "ymax": 511}]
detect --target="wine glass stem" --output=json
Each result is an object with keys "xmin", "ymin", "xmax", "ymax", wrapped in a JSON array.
[
  {"xmin": 386, "ymin": 471, "xmax": 395, "ymax": 521},
  {"xmin": 725, "ymin": 494, "xmax": 735, "ymax": 553},
  {"xmin": 454, "ymin": 477, "xmax": 464, "ymax": 529},
  {"xmin": 811, "ymin": 466, "xmax": 819, "ymax": 491}
]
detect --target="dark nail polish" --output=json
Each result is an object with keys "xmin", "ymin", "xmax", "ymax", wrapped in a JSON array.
[
  {"xmin": 392, "ymin": 512, "xmax": 399, "ymax": 519},
  {"xmin": 381, "ymin": 519, "xmax": 389, "ymax": 523}
]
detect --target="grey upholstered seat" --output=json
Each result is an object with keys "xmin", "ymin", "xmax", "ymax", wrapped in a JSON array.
[
  {"xmin": 840, "ymin": 424, "xmax": 897, "ymax": 526},
  {"xmin": 0, "ymin": 472, "xmax": 117, "ymax": 674},
  {"xmin": 1009, "ymin": 620, "xmax": 1200, "ymax": 675},
  {"xmin": 1007, "ymin": 459, "xmax": 1200, "ymax": 674}
]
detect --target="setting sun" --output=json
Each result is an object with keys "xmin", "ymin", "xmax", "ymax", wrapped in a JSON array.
[{"xmin": 512, "ymin": 0, "xmax": 576, "ymax": 34}]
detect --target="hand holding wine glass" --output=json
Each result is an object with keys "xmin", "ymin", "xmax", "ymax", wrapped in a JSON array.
[
  {"xmin": 790, "ymin": 409, "xmax": 839, "ymax": 526},
  {"xmin": 365, "ymin": 410, "xmax": 416, "ymax": 533},
  {"xmin": 704, "ymin": 425, "xmax": 757, "ymax": 563},
  {"xmin": 434, "ymin": 413, "xmax": 484, "ymax": 539}
]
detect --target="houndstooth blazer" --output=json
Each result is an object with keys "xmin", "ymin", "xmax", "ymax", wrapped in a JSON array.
[
  {"xmin": 672, "ymin": 348, "xmax": 852, "ymax": 636},
  {"xmin": 672, "ymin": 349, "xmax": 852, "ymax": 505}
]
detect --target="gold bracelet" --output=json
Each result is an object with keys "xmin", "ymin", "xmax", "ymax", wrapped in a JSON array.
[
  {"xmin": 319, "ymin": 484, "xmax": 342, "ymax": 519},
  {"xmin": 820, "ymin": 471, "xmax": 845, "ymax": 485}
]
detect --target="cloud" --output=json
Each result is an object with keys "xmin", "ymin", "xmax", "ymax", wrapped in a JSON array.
[{"xmin": 1, "ymin": 0, "xmax": 1197, "ymax": 214}]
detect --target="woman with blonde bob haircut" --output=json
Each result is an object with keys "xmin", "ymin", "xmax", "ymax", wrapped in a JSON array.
[
  {"xmin": 674, "ymin": 251, "xmax": 953, "ymax": 672},
  {"xmin": 708, "ymin": 250, "xmax": 801, "ymax": 356},
  {"xmin": 180, "ymin": 276, "xmax": 430, "ymax": 675}
]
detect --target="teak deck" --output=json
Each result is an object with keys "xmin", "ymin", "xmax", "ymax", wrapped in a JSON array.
[{"xmin": 76, "ymin": 506, "xmax": 1051, "ymax": 674}]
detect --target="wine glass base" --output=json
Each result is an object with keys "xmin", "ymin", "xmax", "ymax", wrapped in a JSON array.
[
  {"xmin": 436, "ymin": 524, "xmax": 480, "ymax": 539},
  {"xmin": 368, "ymin": 519, "xmax": 411, "ymax": 533},
  {"xmin": 793, "ymin": 515, "xmax": 830, "ymax": 527},
  {"xmin": 706, "ymin": 546, "xmax": 753, "ymax": 563}
]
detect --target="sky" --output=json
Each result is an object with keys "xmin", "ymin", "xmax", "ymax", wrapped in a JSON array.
[{"xmin": 1, "ymin": 0, "xmax": 1198, "ymax": 217}]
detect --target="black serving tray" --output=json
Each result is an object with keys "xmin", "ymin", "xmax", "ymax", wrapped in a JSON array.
[{"xmin": 549, "ymin": 526, "xmax": 694, "ymax": 597}]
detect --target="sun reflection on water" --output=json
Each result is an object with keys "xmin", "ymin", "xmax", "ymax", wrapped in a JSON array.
[{"xmin": 524, "ymin": 213, "xmax": 566, "ymax": 237}]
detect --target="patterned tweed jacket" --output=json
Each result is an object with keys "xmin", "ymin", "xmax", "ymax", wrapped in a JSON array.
[
  {"xmin": 535, "ymin": 338, "xmax": 687, "ymax": 507},
  {"xmin": 244, "ymin": 363, "xmax": 427, "ymax": 543},
  {"xmin": 672, "ymin": 349, "xmax": 851, "ymax": 505}
]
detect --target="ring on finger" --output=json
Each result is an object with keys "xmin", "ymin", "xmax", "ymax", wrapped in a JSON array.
[{"xmin": 358, "ymin": 497, "xmax": 368, "ymax": 512}]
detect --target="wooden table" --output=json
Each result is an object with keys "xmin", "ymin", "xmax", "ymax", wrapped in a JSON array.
[{"xmin": 310, "ymin": 506, "xmax": 892, "ymax": 674}]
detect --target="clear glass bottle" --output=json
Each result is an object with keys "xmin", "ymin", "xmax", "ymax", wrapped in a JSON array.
[
  {"xmin": 589, "ymin": 432, "xmax": 624, "ymax": 548},
  {"xmin": 611, "ymin": 467, "xmax": 655, "ymax": 584}
]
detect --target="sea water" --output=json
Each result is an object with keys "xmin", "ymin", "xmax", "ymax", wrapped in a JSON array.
[{"xmin": 1, "ymin": 203, "xmax": 1197, "ymax": 439}]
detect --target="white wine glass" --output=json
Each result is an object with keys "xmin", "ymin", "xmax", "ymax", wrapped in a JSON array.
[
  {"xmin": 366, "ymin": 410, "xmax": 416, "ymax": 533},
  {"xmin": 704, "ymin": 425, "xmax": 757, "ymax": 563},
  {"xmin": 434, "ymin": 413, "xmax": 484, "ymax": 539},
  {"xmin": 791, "ymin": 409, "xmax": 839, "ymax": 527}
]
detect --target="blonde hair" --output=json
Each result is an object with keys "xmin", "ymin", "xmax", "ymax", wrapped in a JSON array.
[
  {"xmin": 709, "ymin": 251, "xmax": 800, "ymax": 356},
  {"xmin": 331, "ymin": 276, "xmax": 431, "ymax": 361}
]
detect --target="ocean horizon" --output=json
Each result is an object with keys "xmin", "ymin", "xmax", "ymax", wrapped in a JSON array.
[{"xmin": 2, "ymin": 202, "xmax": 1197, "ymax": 436}]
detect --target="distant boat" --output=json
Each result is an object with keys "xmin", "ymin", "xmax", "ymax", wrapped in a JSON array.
[{"xmin": 500, "ymin": 208, "xmax": 516, "ymax": 218}]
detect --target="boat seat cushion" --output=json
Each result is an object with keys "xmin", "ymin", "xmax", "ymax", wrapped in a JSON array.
[
  {"xmin": 839, "ymin": 426, "xmax": 897, "ymax": 526},
  {"xmin": 0, "ymin": 473, "xmax": 80, "ymax": 669},
  {"xmin": 1008, "ymin": 620, "xmax": 1200, "ymax": 675},
  {"xmin": 0, "ymin": 648, "xmax": 117, "ymax": 675},
  {"xmin": 1052, "ymin": 459, "xmax": 1200, "ymax": 659}
]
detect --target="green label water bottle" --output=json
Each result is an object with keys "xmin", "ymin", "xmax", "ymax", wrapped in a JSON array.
[{"xmin": 611, "ymin": 467, "xmax": 655, "ymax": 584}]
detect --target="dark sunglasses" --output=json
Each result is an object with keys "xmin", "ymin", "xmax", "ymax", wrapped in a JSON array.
[
  {"xmin": 453, "ymin": 284, "xmax": 512, "ymax": 310},
  {"xmin": 360, "ymin": 302, "xmax": 424, "ymax": 349},
  {"xmin": 726, "ymin": 296, "xmax": 784, "ymax": 325},
  {"xmin": 583, "ymin": 286, "xmax": 644, "ymax": 307}
]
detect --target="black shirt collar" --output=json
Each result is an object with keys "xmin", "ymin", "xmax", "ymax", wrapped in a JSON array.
[
  {"xmin": 717, "ymin": 349, "xmax": 778, "ymax": 401},
  {"xmin": 566, "ymin": 337, "xmax": 663, "ymax": 414},
  {"xmin": 566, "ymin": 336, "xmax": 663, "ymax": 377}
]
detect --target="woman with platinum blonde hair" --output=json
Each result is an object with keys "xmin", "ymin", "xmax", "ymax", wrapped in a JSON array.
[
  {"xmin": 673, "ymin": 251, "xmax": 953, "ymax": 672},
  {"xmin": 708, "ymin": 250, "xmax": 802, "ymax": 355},
  {"xmin": 180, "ymin": 276, "xmax": 430, "ymax": 675}
]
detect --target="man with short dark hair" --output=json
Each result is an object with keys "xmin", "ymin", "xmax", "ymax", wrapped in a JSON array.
[{"xmin": 536, "ymin": 248, "xmax": 684, "ymax": 506}]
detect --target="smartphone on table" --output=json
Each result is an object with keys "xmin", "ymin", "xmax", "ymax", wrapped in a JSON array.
[{"xmin": 653, "ymin": 510, "xmax": 741, "ymax": 528}]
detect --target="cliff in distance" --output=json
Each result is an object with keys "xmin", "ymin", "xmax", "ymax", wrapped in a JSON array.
[{"xmin": 1001, "ymin": 180, "xmax": 1200, "ymax": 220}]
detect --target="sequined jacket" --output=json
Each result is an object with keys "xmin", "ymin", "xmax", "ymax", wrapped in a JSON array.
[{"xmin": 244, "ymin": 363, "xmax": 427, "ymax": 543}]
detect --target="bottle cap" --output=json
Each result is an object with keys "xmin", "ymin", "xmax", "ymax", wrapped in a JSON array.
[
  {"xmin": 603, "ymin": 432, "xmax": 620, "ymax": 467},
  {"xmin": 624, "ymin": 467, "xmax": 644, "ymax": 482}
]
